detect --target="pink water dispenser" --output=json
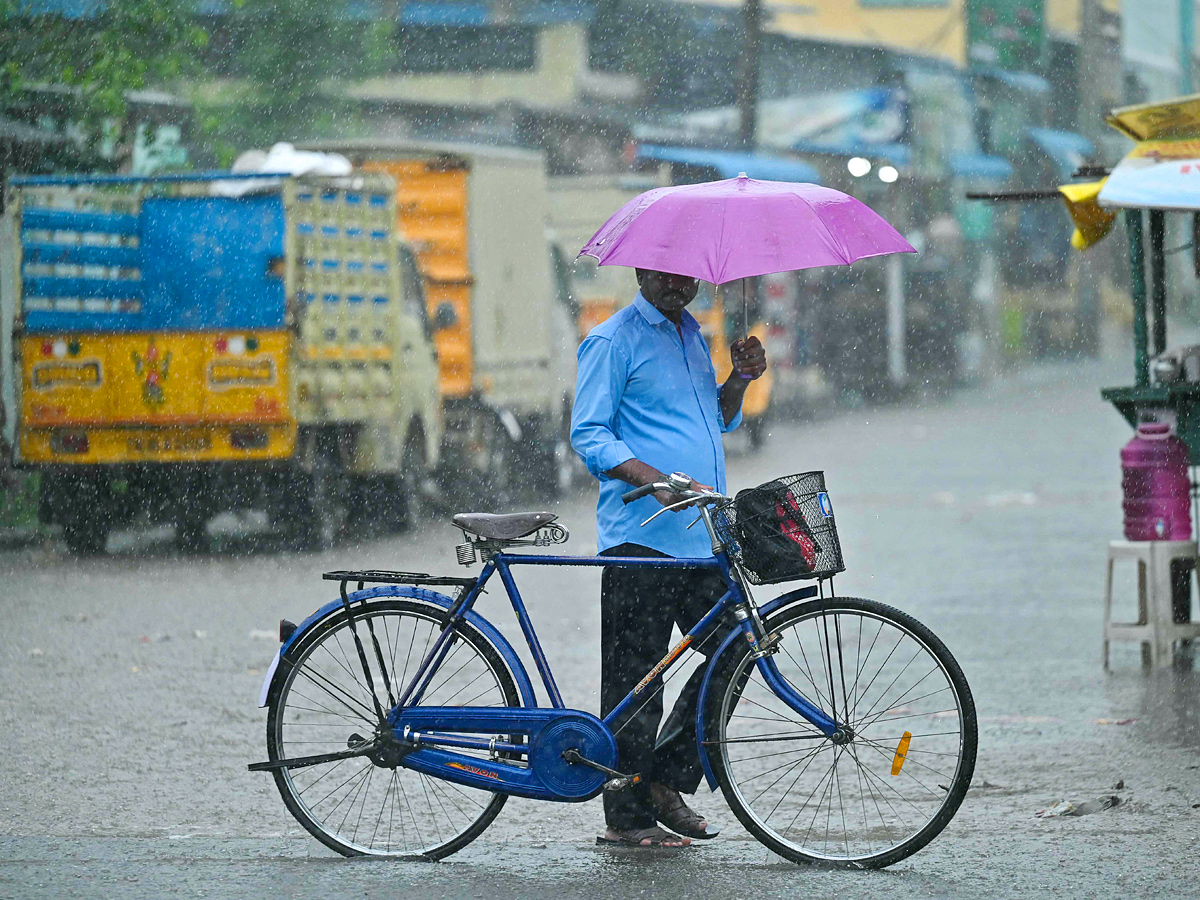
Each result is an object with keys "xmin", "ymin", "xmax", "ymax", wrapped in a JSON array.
[{"xmin": 1121, "ymin": 421, "xmax": 1193, "ymax": 541}]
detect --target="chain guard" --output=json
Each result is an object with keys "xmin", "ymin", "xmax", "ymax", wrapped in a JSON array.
[{"xmin": 529, "ymin": 712, "xmax": 617, "ymax": 798}]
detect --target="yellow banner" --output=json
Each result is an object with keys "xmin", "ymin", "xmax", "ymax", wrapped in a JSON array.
[{"xmin": 1107, "ymin": 92, "xmax": 1200, "ymax": 142}]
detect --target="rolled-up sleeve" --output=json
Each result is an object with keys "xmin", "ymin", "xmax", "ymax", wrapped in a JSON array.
[{"xmin": 571, "ymin": 335, "xmax": 635, "ymax": 479}]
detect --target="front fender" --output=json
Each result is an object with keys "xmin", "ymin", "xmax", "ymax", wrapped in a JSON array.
[
  {"xmin": 695, "ymin": 584, "xmax": 819, "ymax": 791},
  {"xmin": 257, "ymin": 585, "xmax": 538, "ymax": 709}
]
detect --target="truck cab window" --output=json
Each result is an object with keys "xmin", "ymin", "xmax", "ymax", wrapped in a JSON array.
[{"xmin": 398, "ymin": 244, "xmax": 432, "ymax": 339}]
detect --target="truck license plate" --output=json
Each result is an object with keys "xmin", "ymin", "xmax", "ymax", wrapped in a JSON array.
[{"xmin": 126, "ymin": 430, "xmax": 213, "ymax": 455}]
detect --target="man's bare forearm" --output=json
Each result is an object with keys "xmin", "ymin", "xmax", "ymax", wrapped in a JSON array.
[
  {"xmin": 719, "ymin": 375, "xmax": 749, "ymax": 426},
  {"xmin": 604, "ymin": 458, "xmax": 665, "ymax": 489},
  {"xmin": 604, "ymin": 459, "xmax": 708, "ymax": 508}
]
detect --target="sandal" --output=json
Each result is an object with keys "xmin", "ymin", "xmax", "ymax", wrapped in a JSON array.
[
  {"xmin": 596, "ymin": 826, "xmax": 691, "ymax": 848},
  {"xmin": 655, "ymin": 792, "xmax": 720, "ymax": 840}
]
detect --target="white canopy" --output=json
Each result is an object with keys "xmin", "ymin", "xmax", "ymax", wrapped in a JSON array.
[{"xmin": 1098, "ymin": 93, "xmax": 1200, "ymax": 211}]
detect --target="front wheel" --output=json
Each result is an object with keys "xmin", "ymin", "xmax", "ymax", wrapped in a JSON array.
[{"xmin": 705, "ymin": 596, "xmax": 976, "ymax": 869}]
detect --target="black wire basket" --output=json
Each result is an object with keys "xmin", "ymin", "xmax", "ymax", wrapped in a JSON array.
[{"xmin": 713, "ymin": 472, "xmax": 844, "ymax": 585}]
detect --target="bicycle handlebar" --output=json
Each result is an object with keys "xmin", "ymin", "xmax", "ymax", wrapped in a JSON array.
[
  {"xmin": 621, "ymin": 479, "xmax": 729, "ymax": 507},
  {"xmin": 620, "ymin": 483, "xmax": 658, "ymax": 504}
]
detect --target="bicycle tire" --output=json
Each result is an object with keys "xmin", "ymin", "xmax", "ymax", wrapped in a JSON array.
[
  {"xmin": 265, "ymin": 598, "xmax": 521, "ymax": 858},
  {"xmin": 704, "ymin": 596, "xmax": 976, "ymax": 868}
]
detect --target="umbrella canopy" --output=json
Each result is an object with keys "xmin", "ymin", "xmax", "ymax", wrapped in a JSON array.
[{"xmin": 579, "ymin": 174, "xmax": 914, "ymax": 284}]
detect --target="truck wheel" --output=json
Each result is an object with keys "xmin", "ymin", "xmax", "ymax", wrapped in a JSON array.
[
  {"xmin": 487, "ymin": 423, "xmax": 516, "ymax": 507},
  {"xmin": 471, "ymin": 412, "xmax": 515, "ymax": 508},
  {"xmin": 54, "ymin": 475, "xmax": 113, "ymax": 555},
  {"xmin": 541, "ymin": 405, "xmax": 579, "ymax": 498},
  {"xmin": 286, "ymin": 454, "xmax": 341, "ymax": 552},
  {"xmin": 175, "ymin": 515, "xmax": 210, "ymax": 552},
  {"xmin": 746, "ymin": 415, "xmax": 768, "ymax": 450},
  {"xmin": 62, "ymin": 516, "xmax": 109, "ymax": 555}
]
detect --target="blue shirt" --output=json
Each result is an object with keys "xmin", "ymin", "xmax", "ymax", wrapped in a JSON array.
[{"xmin": 570, "ymin": 292, "xmax": 742, "ymax": 558}]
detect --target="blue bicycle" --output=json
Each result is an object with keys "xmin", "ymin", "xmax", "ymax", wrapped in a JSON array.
[{"xmin": 251, "ymin": 472, "xmax": 976, "ymax": 868}]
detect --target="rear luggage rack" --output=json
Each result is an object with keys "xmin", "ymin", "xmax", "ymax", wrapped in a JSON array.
[{"xmin": 323, "ymin": 569, "xmax": 478, "ymax": 589}]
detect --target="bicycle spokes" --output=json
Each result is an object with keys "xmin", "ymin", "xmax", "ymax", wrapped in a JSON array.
[
  {"xmin": 269, "ymin": 602, "xmax": 518, "ymax": 858},
  {"xmin": 714, "ymin": 600, "xmax": 974, "ymax": 866}
]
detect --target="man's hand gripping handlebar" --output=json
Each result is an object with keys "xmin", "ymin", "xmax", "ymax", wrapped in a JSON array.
[{"xmin": 621, "ymin": 472, "xmax": 728, "ymax": 527}]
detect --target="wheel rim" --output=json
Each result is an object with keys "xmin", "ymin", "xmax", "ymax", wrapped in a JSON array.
[
  {"xmin": 718, "ymin": 606, "xmax": 971, "ymax": 864},
  {"xmin": 272, "ymin": 606, "xmax": 513, "ymax": 856}
]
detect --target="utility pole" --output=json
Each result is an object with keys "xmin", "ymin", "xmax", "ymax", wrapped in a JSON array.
[
  {"xmin": 737, "ymin": 0, "xmax": 761, "ymax": 150},
  {"xmin": 1074, "ymin": 0, "xmax": 1109, "ymax": 358},
  {"xmin": 1182, "ymin": 0, "xmax": 1195, "ymax": 94}
]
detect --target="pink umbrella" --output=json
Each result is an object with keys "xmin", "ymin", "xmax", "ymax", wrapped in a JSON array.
[{"xmin": 580, "ymin": 174, "xmax": 914, "ymax": 283}]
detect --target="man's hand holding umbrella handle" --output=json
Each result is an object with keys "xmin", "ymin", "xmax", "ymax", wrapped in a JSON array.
[
  {"xmin": 731, "ymin": 336, "xmax": 766, "ymax": 380},
  {"xmin": 720, "ymin": 336, "xmax": 766, "ymax": 425}
]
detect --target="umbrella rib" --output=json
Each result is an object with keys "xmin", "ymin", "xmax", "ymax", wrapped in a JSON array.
[{"xmin": 788, "ymin": 188, "xmax": 854, "ymax": 266}]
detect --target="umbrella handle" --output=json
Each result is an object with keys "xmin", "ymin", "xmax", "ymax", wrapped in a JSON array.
[{"xmin": 739, "ymin": 278, "xmax": 752, "ymax": 379}]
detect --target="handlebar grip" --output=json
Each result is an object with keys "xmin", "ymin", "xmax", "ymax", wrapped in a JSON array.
[{"xmin": 621, "ymin": 483, "xmax": 658, "ymax": 505}]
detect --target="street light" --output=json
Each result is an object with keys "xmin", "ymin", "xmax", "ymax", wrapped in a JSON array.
[
  {"xmin": 847, "ymin": 157, "xmax": 871, "ymax": 177},
  {"xmin": 878, "ymin": 165, "xmax": 899, "ymax": 183}
]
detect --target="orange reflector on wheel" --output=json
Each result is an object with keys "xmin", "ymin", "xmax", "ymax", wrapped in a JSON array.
[{"xmin": 891, "ymin": 731, "xmax": 912, "ymax": 776}]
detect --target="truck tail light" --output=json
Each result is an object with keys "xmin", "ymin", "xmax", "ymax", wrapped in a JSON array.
[{"xmin": 50, "ymin": 430, "xmax": 89, "ymax": 454}]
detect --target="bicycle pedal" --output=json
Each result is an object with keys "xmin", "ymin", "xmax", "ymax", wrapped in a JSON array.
[{"xmin": 603, "ymin": 774, "xmax": 642, "ymax": 792}]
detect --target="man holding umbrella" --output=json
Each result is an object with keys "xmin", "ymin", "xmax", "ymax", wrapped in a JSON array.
[
  {"xmin": 571, "ymin": 173, "xmax": 913, "ymax": 847},
  {"xmin": 571, "ymin": 268, "xmax": 766, "ymax": 848}
]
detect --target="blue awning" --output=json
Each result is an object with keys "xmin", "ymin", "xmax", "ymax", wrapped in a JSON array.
[
  {"xmin": 948, "ymin": 152, "xmax": 1013, "ymax": 182},
  {"xmin": 1027, "ymin": 127, "xmax": 1093, "ymax": 179},
  {"xmin": 974, "ymin": 67, "xmax": 1052, "ymax": 94},
  {"xmin": 22, "ymin": 0, "xmax": 598, "ymax": 24},
  {"xmin": 788, "ymin": 137, "xmax": 911, "ymax": 168},
  {"xmin": 636, "ymin": 144, "xmax": 820, "ymax": 184}
]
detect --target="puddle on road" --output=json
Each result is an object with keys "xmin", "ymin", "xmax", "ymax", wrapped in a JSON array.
[{"xmin": 1105, "ymin": 662, "xmax": 1200, "ymax": 750}]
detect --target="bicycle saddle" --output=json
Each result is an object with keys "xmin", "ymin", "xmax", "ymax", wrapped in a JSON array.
[{"xmin": 452, "ymin": 511, "xmax": 558, "ymax": 541}]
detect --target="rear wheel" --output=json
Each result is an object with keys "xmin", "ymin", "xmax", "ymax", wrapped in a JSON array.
[
  {"xmin": 266, "ymin": 599, "xmax": 520, "ymax": 858},
  {"xmin": 706, "ymin": 596, "xmax": 976, "ymax": 868}
]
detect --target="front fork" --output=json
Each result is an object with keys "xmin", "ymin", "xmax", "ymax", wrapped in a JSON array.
[{"xmin": 731, "ymin": 600, "xmax": 841, "ymax": 739}]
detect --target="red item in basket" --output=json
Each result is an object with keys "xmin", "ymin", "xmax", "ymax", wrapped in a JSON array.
[{"xmin": 776, "ymin": 495, "xmax": 818, "ymax": 568}]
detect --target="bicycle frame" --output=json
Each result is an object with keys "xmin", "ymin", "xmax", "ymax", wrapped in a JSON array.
[{"xmin": 373, "ymin": 546, "xmax": 839, "ymax": 793}]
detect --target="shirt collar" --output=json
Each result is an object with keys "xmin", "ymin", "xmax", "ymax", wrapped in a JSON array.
[{"xmin": 633, "ymin": 291, "xmax": 700, "ymax": 333}]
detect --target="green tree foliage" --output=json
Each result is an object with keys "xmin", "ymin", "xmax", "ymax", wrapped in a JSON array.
[
  {"xmin": 0, "ymin": 0, "xmax": 206, "ymax": 134},
  {"xmin": 200, "ymin": 0, "xmax": 394, "ymax": 164}
]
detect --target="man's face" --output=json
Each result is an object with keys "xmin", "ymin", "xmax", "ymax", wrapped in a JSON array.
[{"xmin": 637, "ymin": 269, "xmax": 699, "ymax": 314}]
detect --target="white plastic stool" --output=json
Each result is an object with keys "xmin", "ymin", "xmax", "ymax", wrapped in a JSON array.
[{"xmin": 1103, "ymin": 540, "xmax": 1200, "ymax": 668}]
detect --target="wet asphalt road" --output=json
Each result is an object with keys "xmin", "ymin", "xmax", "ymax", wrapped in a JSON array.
[{"xmin": 3, "ymin": 346, "xmax": 1200, "ymax": 899}]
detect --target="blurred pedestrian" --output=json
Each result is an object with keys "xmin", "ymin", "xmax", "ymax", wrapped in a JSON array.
[{"xmin": 571, "ymin": 268, "xmax": 766, "ymax": 848}]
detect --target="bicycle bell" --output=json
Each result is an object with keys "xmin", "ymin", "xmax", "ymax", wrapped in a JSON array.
[{"xmin": 667, "ymin": 471, "xmax": 692, "ymax": 492}]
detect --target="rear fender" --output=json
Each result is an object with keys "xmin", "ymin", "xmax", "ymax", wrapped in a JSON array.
[
  {"xmin": 257, "ymin": 585, "xmax": 537, "ymax": 709},
  {"xmin": 695, "ymin": 584, "xmax": 819, "ymax": 791}
]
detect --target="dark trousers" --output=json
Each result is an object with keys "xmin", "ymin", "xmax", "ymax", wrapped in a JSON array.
[{"xmin": 600, "ymin": 543, "xmax": 729, "ymax": 830}]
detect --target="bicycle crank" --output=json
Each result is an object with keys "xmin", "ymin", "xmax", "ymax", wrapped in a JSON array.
[{"xmin": 561, "ymin": 748, "xmax": 642, "ymax": 791}]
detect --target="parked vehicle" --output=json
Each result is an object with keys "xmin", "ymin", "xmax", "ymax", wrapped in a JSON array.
[
  {"xmin": 305, "ymin": 141, "xmax": 579, "ymax": 499},
  {"xmin": 4, "ymin": 171, "xmax": 441, "ymax": 552}
]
